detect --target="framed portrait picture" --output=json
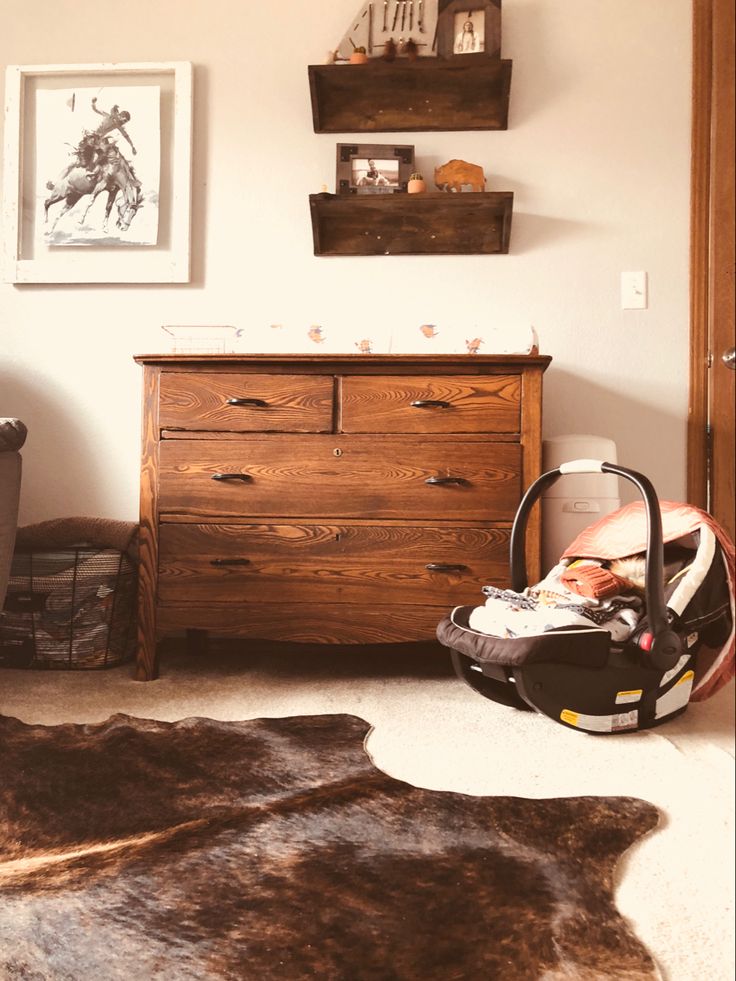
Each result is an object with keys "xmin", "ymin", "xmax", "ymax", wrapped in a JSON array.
[
  {"xmin": 436, "ymin": 1, "xmax": 502, "ymax": 60},
  {"xmin": 453, "ymin": 11, "xmax": 485, "ymax": 53},
  {"xmin": 2, "ymin": 61, "xmax": 192, "ymax": 284},
  {"xmin": 336, "ymin": 143, "xmax": 415, "ymax": 194}
]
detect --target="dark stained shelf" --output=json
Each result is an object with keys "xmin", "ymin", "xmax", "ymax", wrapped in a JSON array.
[
  {"xmin": 309, "ymin": 192, "xmax": 513, "ymax": 256},
  {"xmin": 308, "ymin": 57, "xmax": 512, "ymax": 133}
]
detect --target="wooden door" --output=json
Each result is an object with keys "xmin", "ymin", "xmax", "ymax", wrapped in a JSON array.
[
  {"xmin": 689, "ymin": 0, "xmax": 736, "ymax": 541},
  {"xmin": 709, "ymin": 0, "xmax": 735, "ymax": 540}
]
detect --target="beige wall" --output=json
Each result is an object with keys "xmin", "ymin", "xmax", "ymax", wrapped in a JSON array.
[{"xmin": 1, "ymin": 0, "xmax": 692, "ymax": 524}]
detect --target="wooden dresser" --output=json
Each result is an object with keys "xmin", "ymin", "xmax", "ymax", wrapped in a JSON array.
[{"xmin": 134, "ymin": 354, "xmax": 550, "ymax": 679}]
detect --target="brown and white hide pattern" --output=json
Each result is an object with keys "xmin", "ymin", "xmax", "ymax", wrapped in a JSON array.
[{"xmin": 0, "ymin": 712, "xmax": 660, "ymax": 980}]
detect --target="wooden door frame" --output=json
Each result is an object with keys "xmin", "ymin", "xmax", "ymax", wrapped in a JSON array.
[
  {"xmin": 687, "ymin": 0, "xmax": 712, "ymax": 511},
  {"xmin": 688, "ymin": 0, "xmax": 734, "ymax": 512}
]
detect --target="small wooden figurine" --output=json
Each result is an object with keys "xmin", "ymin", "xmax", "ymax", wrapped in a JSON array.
[
  {"xmin": 434, "ymin": 159, "xmax": 486, "ymax": 192},
  {"xmin": 404, "ymin": 37, "xmax": 419, "ymax": 60}
]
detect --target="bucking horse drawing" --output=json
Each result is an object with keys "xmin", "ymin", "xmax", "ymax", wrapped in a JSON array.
[{"xmin": 44, "ymin": 150, "xmax": 143, "ymax": 236}]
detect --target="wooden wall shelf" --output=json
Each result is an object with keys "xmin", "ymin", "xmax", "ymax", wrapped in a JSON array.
[
  {"xmin": 308, "ymin": 58, "xmax": 512, "ymax": 133},
  {"xmin": 309, "ymin": 192, "xmax": 513, "ymax": 256}
]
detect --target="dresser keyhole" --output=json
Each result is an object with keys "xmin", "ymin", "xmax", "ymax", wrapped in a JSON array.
[{"xmin": 333, "ymin": 448, "xmax": 343, "ymax": 457}]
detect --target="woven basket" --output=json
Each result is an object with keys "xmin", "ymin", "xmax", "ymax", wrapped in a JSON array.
[{"xmin": 0, "ymin": 546, "xmax": 137, "ymax": 669}]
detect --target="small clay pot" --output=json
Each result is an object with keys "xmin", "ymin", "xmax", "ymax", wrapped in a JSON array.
[
  {"xmin": 407, "ymin": 177, "xmax": 426, "ymax": 194},
  {"xmin": 349, "ymin": 50, "xmax": 368, "ymax": 64}
]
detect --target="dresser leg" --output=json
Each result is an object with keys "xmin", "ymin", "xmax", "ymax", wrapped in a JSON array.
[
  {"xmin": 135, "ymin": 630, "xmax": 160, "ymax": 681},
  {"xmin": 186, "ymin": 628, "xmax": 209, "ymax": 657}
]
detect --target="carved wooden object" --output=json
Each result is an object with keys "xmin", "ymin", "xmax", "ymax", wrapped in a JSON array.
[{"xmin": 434, "ymin": 159, "xmax": 486, "ymax": 192}]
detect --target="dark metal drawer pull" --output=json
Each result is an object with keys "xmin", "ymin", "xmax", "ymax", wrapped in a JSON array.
[
  {"xmin": 411, "ymin": 399, "xmax": 451, "ymax": 409},
  {"xmin": 211, "ymin": 473, "xmax": 252, "ymax": 483},
  {"xmin": 425, "ymin": 563, "xmax": 468, "ymax": 573},
  {"xmin": 425, "ymin": 476, "xmax": 468, "ymax": 486},
  {"xmin": 226, "ymin": 397, "xmax": 268, "ymax": 407},
  {"xmin": 210, "ymin": 558, "xmax": 251, "ymax": 567}
]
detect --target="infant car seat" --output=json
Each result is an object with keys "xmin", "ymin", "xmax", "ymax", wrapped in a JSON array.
[{"xmin": 436, "ymin": 460, "xmax": 735, "ymax": 734}]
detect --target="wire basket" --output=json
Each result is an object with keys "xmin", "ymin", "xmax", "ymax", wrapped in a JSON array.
[
  {"xmin": 0, "ymin": 546, "xmax": 137, "ymax": 669},
  {"xmin": 160, "ymin": 324, "xmax": 242, "ymax": 354}
]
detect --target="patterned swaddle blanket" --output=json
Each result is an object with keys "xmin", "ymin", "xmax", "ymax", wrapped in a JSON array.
[{"xmin": 468, "ymin": 561, "xmax": 643, "ymax": 641}]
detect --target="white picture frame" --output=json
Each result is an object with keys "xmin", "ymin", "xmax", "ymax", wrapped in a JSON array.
[{"xmin": 2, "ymin": 61, "xmax": 192, "ymax": 284}]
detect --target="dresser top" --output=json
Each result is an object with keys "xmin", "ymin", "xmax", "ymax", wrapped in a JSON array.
[{"xmin": 134, "ymin": 353, "xmax": 552, "ymax": 370}]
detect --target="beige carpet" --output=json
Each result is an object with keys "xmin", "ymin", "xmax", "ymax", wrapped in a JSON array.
[{"xmin": 1, "ymin": 641, "xmax": 734, "ymax": 981}]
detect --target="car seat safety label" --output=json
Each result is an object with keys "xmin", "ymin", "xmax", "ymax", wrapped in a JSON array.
[
  {"xmin": 655, "ymin": 670, "xmax": 695, "ymax": 719},
  {"xmin": 615, "ymin": 689, "xmax": 642, "ymax": 705},
  {"xmin": 560, "ymin": 708, "xmax": 639, "ymax": 733},
  {"xmin": 661, "ymin": 654, "xmax": 691, "ymax": 686}
]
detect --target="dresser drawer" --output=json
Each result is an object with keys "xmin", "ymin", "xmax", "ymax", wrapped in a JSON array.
[
  {"xmin": 158, "ymin": 603, "xmax": 453, "ymax": 645},
  {"xmin": 159, "ymin": 372, "xmax": 334, "ymax": 432},
  {"xmin": 341, "ymin": 374, "xmax": 520, "ymax": 433},
  {"xmin": 159, "ymin": 436, "xmax": 521, "ymax": 522},
  {"xmin": 158, "ymin": 522, "xmax": 511, "ymax": 606}
]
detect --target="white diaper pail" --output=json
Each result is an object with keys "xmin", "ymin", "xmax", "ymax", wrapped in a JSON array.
[{"xmin": 541, "ymin": 435, "xmax": 621, "ymax": 576}]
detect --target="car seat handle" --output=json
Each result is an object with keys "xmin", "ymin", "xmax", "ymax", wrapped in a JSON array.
[
  {"xmin": 558, "ymin": 459, "xmax": 607, "ymax": 474},
  {"xmin": 510, "ymin": 460, "xmax": 682, "ymax": 670}
]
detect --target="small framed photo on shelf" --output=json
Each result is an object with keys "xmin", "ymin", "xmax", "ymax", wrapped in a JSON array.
[
  {"xmin": 452, "ymin": 10, "xmax": 485, "ymax": 53},
  {"xmin": 336, "ymin": 143, "xmax": 415, "ymax": 195},
  {"xmin": 436, "ymin": 1, "xmax": 502, "ymax": 60}
]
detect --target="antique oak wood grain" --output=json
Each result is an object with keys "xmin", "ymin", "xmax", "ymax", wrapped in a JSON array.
[
  {"xmin": 134, "ymin": 354, "xmax": 550, "ymax": 679},
  {"xmin": 135, "ymin": 354, "xmax": 544, "ymax": 373},
  {"xmin": 136, "ymin": 366, "xmax": 161, "ymax": 681},
  {"xmin": 309, "ymin": 192, "xmax": 513, "ymax": 257},
  {"xmin": 520, "ymin": 367, "xmax": 544, "ymax": 587},
  {"xmin": 159, "ymin": 373, "xmax": 334, "ymax": 432},
  {"xmin": 158, "ymin": 523, "xmax": 511, "ymax": 605},
  {"xmin": 158, "ymin": 437, "xmax": 522, "ymax": 522},
  {"xmin": 157, "ymin": 604, "xmax": 454, "ymax": 645},
  {"xmin": 308, "ymin": 59, "xmax": 513, "ymax": 133},
  {"xmin": 161, "ymin": 430, "xmax": 519, "ymax": 443},
  {"xmin": 341, "ymin": 374, "xmax": 520, "ymax": 433}
]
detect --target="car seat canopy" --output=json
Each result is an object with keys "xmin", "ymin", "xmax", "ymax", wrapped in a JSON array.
[{"xmin": 561, "ymin": 501, "xmax": 735, "ymax": 700}]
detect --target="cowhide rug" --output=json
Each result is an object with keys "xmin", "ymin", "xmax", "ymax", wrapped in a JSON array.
[{"xmin": 0, "ymin": 712, "xmax": 660, "ymax": 980}]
